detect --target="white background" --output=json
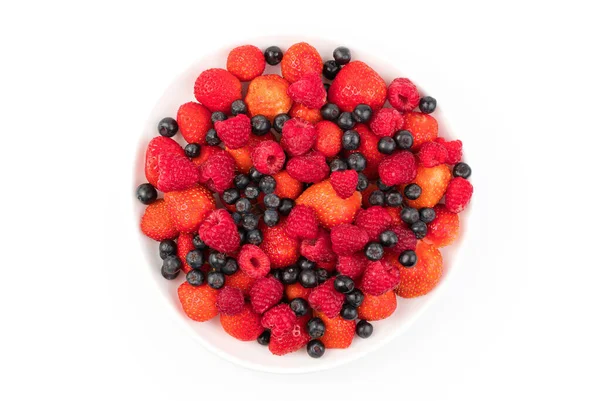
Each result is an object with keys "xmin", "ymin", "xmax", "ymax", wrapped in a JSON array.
[{"xmin": 1, "ymin": 0, "xmax": 599, "ymax": 400}]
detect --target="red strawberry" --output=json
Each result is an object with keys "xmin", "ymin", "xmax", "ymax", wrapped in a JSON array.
[
  {"xmin": 357, "ymin": 291, "xmax": 397, "ymax": 321},
  {"xmin": 194, "ymin": 68, "xmax": 242, "ymax": 113},
  {"xmin": 259, "ymin": 220, "xmax": 299, "ymax": 268},
  {"xmin": 177, "ymin": 232, "xmax": 196, "ymax": 274},
  {"xmin": 268, "ymin": 314, "xmax": 311, "ymax": 356},
  {"xmin": 393, "ymin": 241, "xmax": 443, "ymax": 298},
  {"xmin": 403, "ymin": 112, "xmax": 438, "ymax": 149},
  {"xmin": 290, "ymin": 103, "xmax": 323, "ymax": 124},
  {"xmin": 444, "ymin": 177, "xmax": 473, "ymax": 213},
  {"xmin": 140, "ymin": 199, "xmax": 178, "ymax": 241},
  {"xmin": 361, "ymin": 259, "xmax": 401, "ymax": 296},
  {"xmin": 249, "ymin": 277, "xmax": 283, "ymax": 313},
  {"xmin": 226, "ymin": 45, "xmax": 265, "ymax": 82},
  {"xmin": 330, "ymin": 224, "xmax": 369, "ymax": 256},
  {"xmin": 403, "ymin": 164, "xmax": 452, "ymax": 209},
  {"xmin": 225, "ymin": 270, "xmax": 256, "ymax": 295},
  {"xmin": 261, "ymin": 303, "xmax": 296, "ymax": 336},
  {"xmin": 198, "ymin": 209, "xmax": 240, "ymax": 254},
  {"xmin": 273, "ymin": 170, "xmax": 303, "ymax": 200},
  {"xmin": 177, "ymin": 282, "xmax": 219, "ymax": 322},
  {"xmin": 308, "ymin": 278, "xmax": 344, "ymax": 318},
  {"xmin": 330, "ymin": 170, "xmax": 358, "ymax": 199},
  {"xmin": 346, "ymin": 124, "xmax": 385, "ymax": 179},
  {"xmin": 287, "ymin": 73, "xmax": 327, "ymax": 109},
  {"xmin": 156, "ymin": 153, "xmax": 200, "ymax": 192},
  {"xmin": 245, "ymin": 74, "xmax": 292, "ymax": 121},
  {"xmin": 144, "ymin": 136, "xmax": 185, "ymax": 187},
  {"xmin": 176, "ymin": 102, "xmax": 212, "ymax": 144},
  {"xmin": 163, "ymin": 185, "xmax": 216, "ymax": 233},
  {"xmin": 425, "ymin": 205, "xmax": 460, "ymax": 248},
  {"xmin": 285, "ymin": 282, "xmax": 311, "ymax": 301},
  {"xmin": 328, "ymin": 61, "xmax": 387, "ymax": 112},
  {"xmin": 316, "ymin": 312, "xmax": 356, "ymax": 349},
  {"xmin": 314, "ymin": 120, "xmax": 343, "ymax": 158},
  {"xmin": 280, "ymin": 42, "xmax": 323, "ymax": 83},
  {"xmin": 220, "ymin": 304, "xmax": 263, "ymax": 341}
]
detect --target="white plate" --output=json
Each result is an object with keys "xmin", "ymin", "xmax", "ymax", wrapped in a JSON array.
[{"xmin": 132, "ymin": 36, "xmax": 472, "ymax": 374}]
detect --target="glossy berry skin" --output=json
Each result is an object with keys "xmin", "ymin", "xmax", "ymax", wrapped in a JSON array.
[
  {"xmin": 394, "ymin": 130, "xmax": 414, "ymax": 150},
  {"xmin": 419, "ymin": 207, "xmax": 436, "ymax": 223},
  {"xmin": 161, "ymin": 265, "xmax": 179, "ymax": 280},
  {"xmin": 333, "ymin": 46, "xmax": 351, "ymax": 65},
  {"xmin": 238, "ymin": 228, "xmax": 246, "ymax": 243},
  {"xmin": 347, "ymin": 153, "xmax": 366, "ymax": 172},
  {"xmin": 345, "ymin": 288, "xmax": 364, "ymax": 308},
  {"xmin": 340, "ymin": 304, "xmax": 358, "ymax": 320},
  {"xmin": 208, "ymin": 252, "xmax": 227, "ymax": 270},
  {"xmin": 278, "ymin": 198, "xmax": 294, "ymax": 216},
  {"xmin": 221, "ymin": 257, "xmax": 239, "ymax": 275},
  {"xmin": 257, "ymin": 330, "xmax": 271, "ymax": 345},
  {"xmin": 298, "ymin": 257, "xmax": 315, "ymax": 270},
  {"xmin": 337, "ymin": 112, "xmax": 355, "ymax": 130},
  {"xmin": 211, "ymin": 111, "xmax": 227, "ymax": 123},
  {"xmin": 404, "ymin": 183, "xmax": 422, "ymax": 200},
  {"xmin": 290, "ymin": 298, "xmax": 309, "ymax": 316},
  {"xmin": 192, "ymin": 235, "xmax": 207, "ymax": 250},
  {"xmin": 380, "ymin": 230, "xmax": 398, "ymax": 247},
  {"xmin": 157, "ymin": 117, "xmax": 178, "ymax": 137},
  {"xmin": 342, "ymin": 130, "xmax": 360, "ymax": 150},
  {"xmin": 401, "ymin": 207, "xmax": 420, "ymax": 224},
  {"xmin": 453, "ymin": 162, "xmax": 472, "ymax": 179},
  {"xmin": 249, "ymin": 167, "xmax": 263, "ymax": 182},
  {"xmin": 231, "ymin": 212, "xmax": 242, "ymax": 225},
  {"xmin": 377, "ymin": 179, "xmax": 393, "ymax": 192},
  {"xmin": 329, "ymin": 158, "xmax": 348, "ymax": 172},
  {"xmin": 369, "ymin": 190, "xmax": 385, "ymax": 206},
  {"xmin": 411, "ymin": 221, "xmax": 428, "ymax": 239},
  {"xmin": 259, "ymin": 175, "xmax": 276, "ymax": 194},
  {"xmin": 241, "ymin": 213, "xmax": 259, "ymax": 230},
  {"xmin": 236, "ymin": 198, "xmax": 252, "ymax": 214},
  {"xmin": 365, "ymin": 242, "xmax": 384, "ymax": 261},
  {"xmin": 136, "ymin": 183, "xmax": 157, "ymax": 205},
  {"xmin": 307, "ymin": 317, "xmax": 326, "ymax": 338},
  {"xmin": 323, "ymin": 60, "xmax": 340, "ymax": 80},
  {"xmin": 246, "ymin": 229, "xmax": 263, "ymax": 245},
  {"xmin": 162, "ymin": 255, "xmax": 182, "ymax": 276},
  {"xmin": 263, "ymin": 193, "xmax": 281, "ymax": 209},
  {"xmin": 263, "ymin": 209, "xmax": 279, "ymax": 227},
  {"xmin": 251, "ymin": 115, "xmax": 271, "ymax": 135},
  {"xmin": 282, "ymin": 265, "xmax": 300, "ymax": 284},
  {"xmin": 356, "ymin": 173, "xmax": 369, "ymax": 191},
  {"xmin": 419, "ymin": 96, "xmax": 437, "ymax": 114},
  {"xmin": 378, "ymin": 137, "xmax": 397, "ymax": 154},
  {"xmin": 185, "ymin": 249, "xmax": 204, "ymax": 269},
  {"xmin": 299, "ymin": 269, "xmax": 318, "ymax": 288},
  {"xmin": 307, "ymin": 339, "xmax": 326, "ymax": 358},
  {"xmin": 222, "ymin": 188, "xmax": 240, "ymax": 205},
  {"xmin": 385, "ymin": 190, "xmax": 403, "ymax": 207},
  {"xmin": 356, "ymin": 320, "xmax": 373, "ymax": 338},
  {"xmin": 273, "ymin": 113, "xmax": 291, "ymax": 133},
  {"xmin": 315, "ymin": 268, "xmax": 329, "ymax": 284},
  {"xmin": 159, "ymin": 240, "xmax": 177, "ymax": 259},
  {"xmin": 352, "ymin": 104, "xmax": 372, "ymax": 123},
  {"xmin": 207, "ymin": 270, "xmax": 225, "ymax": 289},
  {"xmin": 334, "ymin": 275, "xmax": 355, "ymax": 294},
  {"xmin": 399, "ymin": 250, "xmax": 418, "ymax": 267},
  {"xmin": 184, "ymin": 143, "xmax": 201, "ymax": 158},
  {"xmin": 264, "ymin": 46, "xmax": 283, "ymax": 65},
  {"xmin": 230, "ymin": 99, "xmax": 248, "ymax": 116},
  {"xmin": 186, "ymin": 269, "xmax": 204, "ymax": 286},
  {"xmin": 320, "ymin": 103, "xmax": 340, "ymax": 121},
  {"xmin": 244, "ymin": 184, "xmax": 259, "ymax": 200},
  {"xmin": 234, "ymin": 174, "xmax": 250, "ymax": 189},
  {"xmin": 205, "ymin": 128, "xmax": 221, "ymax": 146}
]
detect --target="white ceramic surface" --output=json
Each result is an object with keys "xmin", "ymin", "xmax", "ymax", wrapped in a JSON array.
[{"xmin": 132, "ymin": 37, "xmax": 471, "ymax": 374}]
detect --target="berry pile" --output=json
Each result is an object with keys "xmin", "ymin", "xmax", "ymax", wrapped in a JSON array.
[{"xmin": 136, "ymin": 43, "xmax": 473, "ymax": 359}]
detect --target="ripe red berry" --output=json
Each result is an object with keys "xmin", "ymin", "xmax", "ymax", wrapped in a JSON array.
[
  {"xmin": 444, "ymin": 177, "xmax": 473, "ymax": 213},
  {"xmin": 387, "ymin": 78, "xmax": 420, "ymax": 112}
]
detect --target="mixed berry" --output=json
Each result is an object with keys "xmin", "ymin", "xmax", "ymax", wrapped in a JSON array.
[{"xmin": 136, "ymin": 42, "xmax": 473, "ymax": 359}]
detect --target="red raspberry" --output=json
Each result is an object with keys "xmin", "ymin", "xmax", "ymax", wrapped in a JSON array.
[
  {"xmin": 176, "ymin": 102, "xmax": 212, "ymax": 144},
  {"xmin": 316, "ymin": 259, "xmax": 337, "ymax": 273},
  {"xmin": 216, "ymin": 286, "xmax": 245, "ymax": 315},
  {"xmin": 144, "ymin": 136, "xmax": 185, "ymax": 187},
  {"xmin": 284, "ymin": 205, "xmax": 319, "ymax": 240},
  {"xmin": 387, "ymin": 78, "xmax": 420, "ymax": 112},
  {"xmin": 389, "ymin": 225, "xmax": 417, "ymax": 254},
  {"xmin": 286, "ymin": 150, "xmax": 329, "ymax": 183},
  {"xmin": 194, "ymin": 68, "xmax": 242, "ymax": 113},
  {"xmin": 198, "ymin": 151, "xmax": 235, "ymax": 193},
  {"xmin": 308, "ymin": 278, "xmax": 345, "ymax": 318},
  {"xmin": 226, "ymin": 45, "xmax": 265, "ymax": 82},
  {"xmin": 251, "ymin": 140, "xmax": 286, "ymax": 175},
  {"xmin": 198, "ymin": 209, "xmax": 240, "ymax": 254},
  {"xmin": 156, "ymin": 153, "xmax": 200, "ymax": 192},
  {"xmin": 314, "ymin": 121, "xmax": 343, "ymax": 158},
  {"xmin": 330, "ymin": 224, "xmax": 369, "ymax": 256},
  {"xmin": 369, "ymin": 108, "xmax": 405, "ymax": 137},
  {"xmin": 280, "ymin": 118, "xmax": 317, "ymax": 156},
  {"xmin": 435, "ymin": 138, "xmax": 463, "ymax": 164},
  {"xmin": 330, "ymin": 170, "xmax": 358, "ymax": 199},
  {"xmin": 336, "ymin": 253, "xmax": 368, "ymax": 279},
  {"xmin": 214, "ymin": 114, "xmax": 251, "ymax": 150},
  {"xmin": 287, "ymin": 73, "xmax": 327, "ymax": 109},
  {"xmin": 444, "ymin": 177, "xmax": 473, "ymax": 213},
  {"xmin": 238, "ymin": 244, "xmax": 271, "ymax": 278},
  {"xmin": 220, "ymin": 304, "xmax": 263, "ymax": 341},
  {"xmin": 281, "ymin": 42, "xmax": 323, "ymax": 83},
  {"xmin": 249, "ymin": 277, "xmax": 284, "ymax": 313},
  {"xmin": 261, "ymin": 303, "xmax": 297, "ymax": 336},
  {"xmin": 418, "ymin": 141, "xmax": 448, "ymax": 167},
  {"xmin": 268, "ymin": 314, "xmax": 311, "ymax": 355},
  {"xmin": 361, "ymin": 260, "xmax": 401, "ymax": 296},
  {"xmin": 378, "ymin": 151, "xmax": 417, "ymax": 186},
  {"xmin": 354, "ymin": 206, "xmax": 394, "ymax": 242},
  {"xmin": 300, "ymin": 228, "xmax": 337, "ymax": 264}
]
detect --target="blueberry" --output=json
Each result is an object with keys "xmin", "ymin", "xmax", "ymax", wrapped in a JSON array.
[
  {"xmin": 186, "ymin": 249, "xmax": 204, "ymax": 269},
  {"xmin": 315, "ymin": 268, "xmax": 329, "ymax": 284},
  {"xmin": 320, "ymin": 103, "xmax": 340, "ymax": 121},
  {"xmin": 246, "ymin": 229, "xmax": 263, "ymax": 245},
  {"xmin": 342, "ymin": 130, "xmax": 360, "ymax": 150},
  {"xmin": 377, "ymin": 179, "xmax": 393, "ymax": 192},
  {"xmin": 251, "ymin": 115, "xmax": 271, "ymax": 135},
  {"xmin": 307, "ymin": 317, "xmax": 326, "ymax": 338},
  {"xmin": 282, "ymin": 265, "xmax": 300, "ymax": 284},
  {"xmin": 264, "ymin": 46, "xmax": 283, "ymax": 65},
  {"xmin": 377, "ymin": 137, "xmax": 397, "ymax": 155},
  {"xmin": 234, "ymin": 174, "xmax": 250, "ymax": 190},
  {"xmin": 278, "ymin": 198, "xmax": 294, "ymax": 216},
  {"xmin": 231, "ymin": 212, "xmax": 242, "ymax": 225},
  {"xmin": 334, "ymin": 275, "xmax": 355, "ymax": 293},
  {"xmin": 207, "ymin": 270, "xmax": 225, "ymax": 289},
  {"xmin": 230, "ymin": 99, "xmax": 247, "ymax": 116},
  {"xmin": 453, "ymin": 162, "xmax": 472, "ymax": 179},
  {"xmin": 271, "ymin": 269, "xmax": 283, "ymax": 282},
  {"xmin": 184, "ymin": 143, "xmax": 201, "ymax": 158},
  {"xmin": 307, "ymin": 339, "xmax": 326, "ymax": 358},
  {"xmin": 159, "ymin": 240, "xmax": 177, "ymax": 259},
  {"xmin": 162, "ymin": 255, "xmax": 182, "ymax": 277},
  {"xmin": 242, "ymin": 213, "xmax": 259, "ymax": 231},
  {"xmin": 329, "ymin": 158, "xmax": 348, "ymax": 172},
  {"xmin": 333, "ymin": 46, "xmax": 351, "ymax": 65},
  {"xmin": 345, "ymin": 288, "xmax": 364, "ymax": 308},
  {"xmin": 419, "ymin": 207, "xmax": 436, "ymax": 223},
  {"xmin": 369, "ymin": 190, "xmax": 385, "ymax": 206},
  {"xmin": 222, "ymin": 188, "xmax": 240, "ymax": 205},
  {"xmin": 299, "ymin": 269, "xmax": 318, "ymax": 288},
  {"xmin": 259, "ymin": 175, "xmax": 276, "ymax": 194},
  {"xmin": 340, "ymin": 304, "xmax": 358, "ymax": 320},
  {"xmin": 401, "ymin": 207, "xmax": 420, "ymax": 224},
  {"xmin": 356, "ymin": 173, "xmax": 369, "ymax": 191},
  {"xmin": 186, "ymin": 269, "xmax": 204, "ymax": 286},
  {"xmin": 290, "ymin": 298, "xmax": 309, "ymax": 316},
  {"xmin": 419, "ymin": 96, "xmax": 437, "ymax": 114},
  {"xmin": 404, "ymin": 183, "xmax": 422, "ymax": 200},
  {"xmin": 385, "ymin": 190, "xmax": 403, "ymax": 207},
  {"xmin": 161, "ymin": 265, "xmax": 180, "ymax": 280},
  {"xmin": 347, "ymin": 153, "xmax": 366, "ymax": 172},
  {"xmin": 249, "ymin": 166, "xmax": 263, "ymax": 182},
  {"xmin": 356, "ymin": 320, "xmax": 373, "ymax": 338},
  {"xmin": 322, "ymin": 60, "xmax": 340, "ymax": 80},
  {"xmin": 298, "ymin": 257, "xmax": 315, "ymax": 270},
  {"xmin": 263, "ymin": 209, "xmax": 279, "ymax": 227},
  {"xmin": 257, "ymin": 330, "xmax": 271, "ymax": 345},
  {"xmin": 136, "ymin": 183, "xmax": 157, "ymax": 205},
  {"xmin": 208, "ymin": 252, "xmax": 227, "ymax": 270},
  {"xmin": 352, "ymin": 104, "xmax": 372, "ymax": 123},
  {"xmin": 157, "ymin": 117, "xmax": 178, "ymax": 137},
  {"xmin": 337, "ymin": 112, "xmax": 355, "ymax": 130},
  {"xmin": 221, "ymin": 257, "xmax": 239, "ymax": 275},
  {"xmin": 211, "ymin": 111, "xmax": 227, "ymax": 123},
  {"xmin": 399, "ymin": 250, "xmax": 417, "ymax": 267},
  {"xmin": 235, "ymin": 198, "xmax": 252, "ymax": 214},
  {"xmin": 411, "ymin": 221, "xmax": 428, "ymax": 239},
  {"xmin": 273, "ymin": 113, "xmax": 291, "ymax": 133},
  {"xmin": 244, "ymin": 184, "xmax": 259, "ymax": 200},
  {"xmin": 192, "ymin": 235, "xmax": 206, "ymax": 250},
  {"xmin": 205, "ymin": 128, "xmax": 221, "ymax": 146},
  {"xmin": 365, "ymin": 242, "xmax": 384, "ymax": 261},
  {"xmin": 380, "ymin": 230, "xmax": 398, "ymax": 247},
  {"xmin": 394, "ymin": 130, "xmax": 413, "ymax": 150},
  {"xmin": 264, "ymin": 193, "xmax": 281, "ymax": 209},
  {"xmin": 238, "ymin": 228, "xmax": 246, "ymax": 243}
]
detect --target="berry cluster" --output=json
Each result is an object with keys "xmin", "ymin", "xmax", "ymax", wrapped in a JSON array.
[{"xmin": 136, "ymin": 42, "xmax": 473, "ymax": 359}]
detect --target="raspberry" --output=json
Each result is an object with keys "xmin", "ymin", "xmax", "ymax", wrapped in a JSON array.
[
  {"xmin": 329, "ymin": 61, "xmax": 387, "ymax": 112},
  {"xmin": 280, "ymin": 118, "xmax": 317, "ymax": 156},
  {"xmin": 216, "ymin": 286, "xmax": 245, "ymax": 315},
  {"xmin": 418, "ymin": 141, "xmax": 448, "ymax": 167},
  {"xmin": 220, "ymin": 304, "xmax": 263, "ymax": 341},
  {"xmin": 287, "ymin": 73, "xmax": 327, "ymax": 109},
  {"xmin": 369, "ymin": 108, "xmax": 405, "ymax": 137},
  {"xmin": 249, "ymin": 276, "xmax": 284, "ymax": 313},
  {"xmin": 245, "ymin": 75, "xmax": 292, "ymax": 120},
  {"xmin": 214, "ymin": 114, "xmax": 251, "ymax": 150},
  {"xmin": 290, "ymin": 103, "xmax": 323, "ymax": 124},
  {"xmin": 177, "ymin": 282, "xmax": 219, "ymax": 322},
  {"xmin": 198, "ymin": 209, "xmax": 240, "ymax": 254},
  {"xmin": 176, "ymin": 102, "xmax": 212, "ymax": 144},
  {"xmin": 308, "ymin": 278, "xmax": 345, "ymax": 318},
  {"xmin": 251, "ymin": 140, "xmax": 286, "ymax": 174},
  {"xmin": 336, "ymin": 253, "xmax": 368, "ymax": 279},
  {"xmin": 144, "ymin": 136, "xmax": 185, "ymax": 187},
  {"xmin": 191, "ymin": 145, "xmax": 224, "ymax": 167},
  {"xmin": 261, "ymin": 303, "xmax": 297, "ymax": 336},
  {"xmin": 225, "ymin": 270, "xmax": 256, "ymax": 295},
  {"xmin": 226, "ymin": 45, "xmax": 265, "ymax": 82},
  {"xmin": 194, "ymin": 68, "xmax": 242, "ymax": 113},
  {"xmin": 268, "ymin": 314, "xmax": 311, "ymax": 355},
  {"xmin": 403, "ymin": 112, "xmax": 438, "ymax": 149},
  {"xmin": 156, "ymin": 153, "xmax": 200, "ymax": 192},
  {"xmin": 140, "ymin": 199, "xmax": 178, "ymax": 241},
  {"xmin": 226, "ymin": 132, "xmax": 275, "ymax": 174},
  {"xmin": 361, "ymin": 260, "xmax": 401, "ymax": 296},
  {"xmin": 237, "ymin": 244, "xmax": 271, "ymax": 278},
  {"xmin": 425, "ymin": 205, "xmax": 460, "ymax": 247},
  {"xmin": 273, "ymin": 170, "xmax": 303, "ymax": 200},
  {"xmin": 285, "ymin": 282, "xmax": 311, "ymax": 301},
  {"xmin": 435, "ymin": 138, "xmax": 463, "ymax": 164},
  {"xmin": 392, "ymin": 241, "xmax": 443, "ymax": 298},
  {"xmin": 378, "ymin": 151, "xmax": 417, "ymax": 186},
  {"xmin": 300, "ymin": 228, "xmax": 336, "ymax": 264},
  {"xmin": 164, "ymin": 185, "xmax": 216, "ymax": 233},
  {"xmin": 286, "ymin": 151, "xmax": 329, "ymax": 183},
  {"xmin": 284, "ymin": 205, "xmax": 319, "ymax": 240},
  {"xmin": 177, "ymin": 233, "xmax": 195, "ymax": 273},
  {"xmin": 387, "ymin": 78, "xmax": 420, "ymax": 112},
  {"xmin": 444, "ymin": 177, "xmax": 473, "ymax": 213},
  {"xmin": 330, "ymin": 170, "xmax": 358, "ymax": 199},
  {"xmin": 357, "ymin": 291, "xmax": 397, "ymax": 321},
  {"xmin": 354, "ymin": 206, "xmax": 394, "ymax": 242},
  {"xmin": 281, "ymin": 42, "xmax": 323, "ymax": 83},
  {"xmin": 330, "ymin": 224, "xmax": 369, "ymax": 256},
  {"xmin": 389, "ymin": 224, "xmax": 417, "ymax": 254},
  {"xmin": 198, "ymin": 151, "xmax": 235, "ymax": 193},
  {"xmin": 314, "ymin": 120, "xmax": 343, "ymax": 158}
]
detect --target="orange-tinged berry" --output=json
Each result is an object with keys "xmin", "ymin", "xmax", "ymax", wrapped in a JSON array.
[
  {"xmin": 316, "ymin": 312, "xmax": 356, "ymax": 349},
  {"xmin": 403, "ymin": 112, "xmax": 438, "ymax": 149},
  {"xmin": 164, "ymin": 185, "xmax": 216, "ymax": 233},
  {"xmin": 296, "ymin": 179, "xmax": 362, "ymax": 229},
  {"xmin": 226, "ymin": 45, "xmax": 265, "ymax": 82},
  {"xmin": 245, "ymin": 75, "xmax": 292, "ymax": 121},
  {"xmin": 140, "ymin": 199, "xmax": 178, "ymax": 241},
  {"xmin": 285, "ymin": 282, "xmax": 311, "ymax": 301},
  {"xmin": 177, "ymin": 282, "xmax": 219, "ymax": 322},
  {"xmin": 392, "ymin": 241, "xmax": 443, "ymax": 298},
  {"xmin": 424, "ymin": 205, "xmax": 459, "ymax": 248},
  {"xmin": 290, "ymin": 103, "xmax": 323, "ymax": 124},
  {"xmin": 220, "ymin": 304, "xmax": 263, "ymax": 341},
  {"xmin": 357, "ymin": 291, "xmax": 397, "ymax": 321},
  {"xmin": 273, "ymin": 170, "xmax": 303, "ymax": 200},
  {"xmin": 402, "ymin": 164, "xmax": 452, "ymax": 209},
  {"xmin": 281, "ymin": 42, "xmax": 323, "ymax": 83},
  {"xmin": 314, "ymin": 120, "xmax": 343, "ymax": 158}
]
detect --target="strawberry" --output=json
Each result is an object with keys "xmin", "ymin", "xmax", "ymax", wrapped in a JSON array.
[
  {"xmin": 177, "ymin": 282, "xmax": 219, "ymax": 322},
  {"xmin": 289, "ymin": 103, "xmax": 323, "ymax": 124},
  {"xmin": 273, "ymin": 170, "xmax": 303, "ymax": 200},
  {"xmin": 144, "ymin": 136, "xmax": 185, "ymax": 187},
  {"xmin": 295, "ymin": 179, "xmax": 362, "ymax": 229},
  {"xmin": 245, "ymin": 75, "xmax": 292, "ymax": 121},
  {"xmin": 176, "ymin": 101, "xmax": 212, "ymax": 144},
  {"xmin": 328, "ymin": 61, "xmax": 387, "ymax": 112},
  {"xmin": 392, "ymin": 241, "xmax": 443, "ymax": 298},
  {"xmin": 191, "ymin": 145, "xmax": 225, "ymax": 167},
  {"xmin": 268, "ymin": 314, "xmax": 311, "ymax": 356},
  {"xmin": 177, "ymin": 232, "xmax": 196, "ymax": 273},
  {"xmin": 156, "ymin": 153, "xmax": 200, "ymax": 192},
  {"xmin": 444, "ymin": 177, "xmax": 473, "ymax": 213},
  {"xmin": 280, "ymin": 42, "xmax": 323, "ymax": 83},
  {"xmin": 285, "ymin": 282, "xmax": 311, "ymax": 301},
  {"xmin": 163, "ymin": 185, "xmax": 216, "ymax": 233},
  {"xmin": 403, "ymin": 164, "xmax": 452, "ymax": 209},
  {"xmin": 316, "ymin": 312, "xmax": 356, "ymax": 349},
  {"xmin": 403, "ymin": 112, "xmax": 438, "ymax": 149},
  {"xmin": 225, "ymin": 270, "xmax": 256, "ymax": 295},
  {"xmin": 424, "ymin": 205, "xmax": 460, "ymax": 248},
  {"xmin": 346, "ymin": 124, "xmax": 386, "ymax": 179},
  {"xmin": 357, "ymin": 291, "xmax": 397, "ymax": 321},
  {"xmin": 220, "ymin": 304, "xmax": 263, "ymax": 341},
  {"xmin": 314, "ymin": 120, "xmax": 343, "ymax": 158},
  {"xmin": 140, "ymin": 199, "xmax": 178, "ymax": 241},
  {"xmin": 330, "ymin": 170, "xmax": 358, "ymax": 199},
  {"xmin": 259, "ymin": 220, "xmax": 300, "ymax": 268},
  {"xmin": 226, "ymin": 45, "xmax": 265, "ymax": 82}
]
